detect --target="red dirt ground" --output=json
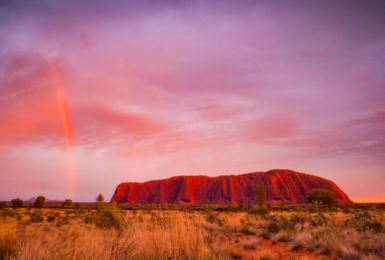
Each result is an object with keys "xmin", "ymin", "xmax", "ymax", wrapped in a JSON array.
[{"xmin": 241, "ymin": 237, "xmax": 332, "ymax": 260}]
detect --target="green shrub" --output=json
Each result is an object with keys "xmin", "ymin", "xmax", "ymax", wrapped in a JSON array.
[
  {"xmin": 94, "ymin": 204, "xmax": 123, "ymax": 229},
  {"xmin": 61, "ymin": 216, "xmax": 70, "ymax": 225},
  {"xmin": 341, "ymin": 204, "xmax": 351, "ymax": 214},
  {"xmin": 277, "ymin": 215, "xmax": 295, "ymax": 231},
  {"xmin": 84, "ymin": 213, "xmax": 95, "ymax": 224},
  {"xmin": 30, "ymin": 210, "xmax": 44, "ymax": 223},
  {"xmin": 368, "ymin": 221, "xmax": 383, "ymax": 233},
  {"xmin": 241, "ymin": 223, "xmax": 254, "ymax": 235},
  {"xmin": 354, "ymin": 211, "xmax": 371, "ymax": 221},
  {"xmin": 46, "ymin": 215, "xmax": 56, "ymax": 222},
  {"xmin": 205, "ymin": 212, "xmax": 219, "ymax": 223},
  {"xmin": 356, "ymin": 220, "xmax": 383, "ymax": 233},
  {"xmin": 307, "ymin": 204, "xmax": 316, "ymax": 213},
  {"xmin": 15, "ymin": 211, "xmax": 22, "ymax": 221},
  {"xmin": 267, "ymin": 221, "xmax": 279, "ymax": 233},
  {"xmin": 1, "ymin": 209, "xmax": 16, "ymax": 218},
  {"xmin": 248, "ymin": 207, "xmax": 269, "ymax": 216},
  {"xmin": 242, "ymin": 240, "xmax": 259, "ymax": 250}
]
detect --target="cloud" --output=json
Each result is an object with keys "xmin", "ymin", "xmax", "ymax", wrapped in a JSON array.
[
  {"xmin": 277, "ymin": 109, "xmax": 385, "ymax": 157},
  {"xmin": 245, "ymin": 113, "xmax": 300, "ymax": 141},
  {"xmin": 0, "ymin": 1, "xmax": 385, "ymax": 201}
]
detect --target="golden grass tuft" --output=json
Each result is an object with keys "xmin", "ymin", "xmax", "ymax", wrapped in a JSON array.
[
  {"xmin": 0, "ymin": 221, "xmax": 18, "ymax": 259},
  {"xmin": 227, "ymin": 247, "xmax": 243, "ymax": 259},
  {"xmin": 258, "ymin": 249, "xmax": 276, "ymax": 260}
]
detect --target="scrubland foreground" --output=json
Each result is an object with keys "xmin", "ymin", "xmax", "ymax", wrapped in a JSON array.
[{"xmin": 0, "ymin": 203, "xmax": 385, "ymax": 260}]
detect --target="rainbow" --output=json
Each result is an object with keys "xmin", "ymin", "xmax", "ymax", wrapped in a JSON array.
[{"xmin": 47, "ymin": 62, "xmax": 76, "ymax": 199}]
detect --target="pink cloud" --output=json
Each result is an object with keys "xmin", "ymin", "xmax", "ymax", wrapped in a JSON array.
[{"xmin": 0, "ymin": 1, "xmax": 384, "ymax": 201}]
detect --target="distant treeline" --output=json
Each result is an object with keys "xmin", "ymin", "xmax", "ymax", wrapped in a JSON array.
[{"xmin": 1, "ymin": 201, "xmax": 384, "ymax": 213}]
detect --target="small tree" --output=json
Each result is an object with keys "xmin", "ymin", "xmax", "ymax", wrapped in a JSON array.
[
  {"xmin": 96, "ymin": 194, "xmax": 104, "ymax": 211},
  {"xmin": 0, "ymin": 201, "xmax": 6, "ymax": 210},
  {"xmin": 278, "ymin": 202, "xmax": 285, "ymax": 211},
  {"xmin": 306, "ymin": 188, "xmax": 338, "ymax": 206},
  {"xmin": 63, "ymin": 199, "xmax": 72, "ymax": 209},
  {"xmin": 11, "ymin": 198, "xmax": 23, "ymax": 209},
  {"xmin": 34, "ymin": 196, "xmax": 46, "ymax": 208},
  {"xmin": 255, "ymin": 181, "xmax": 267, "ymax": 207}
]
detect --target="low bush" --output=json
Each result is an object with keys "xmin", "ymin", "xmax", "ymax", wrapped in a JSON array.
[
  {"xmin": 15, "ymin": 211, "xmax": 22, "ymax": 221},
  {"xmin": 84, "ymin": 213, "xmax": 95, "ymax": 224},
  {"xmin": 204, "ymin": 211, "xmax": 224, "ymax": 226},
  {"xmin": 46, "ymin": 214, "xmax": 56, "ymax": 222},
  {"xmin": 241, "ymin": 240, "xmax": 260, "ymax": 250},
  {"xmin": 30, "ymin": 210, "xmax": 44, "ymax": 223},
  {"xmin": 0, "ymin": 209, "xmax": 16, "ymax": 219},
  {"xmin": 94, "ymin": 204, "xmax": 123, "ymax": 229},
  {"xmin": 61, "ymin": 216, "xmax": 71, "ymax": 225},
  {"xmin": 248, "ymin": 207, "xmax": 269, "ymax": 216},
  {"xmin": 267, "ymin": 220, "xmax": 280, "ymax": 233},
  {"xmin": 271, "ymin": 230, "xmax": 292, "ymax": 244},
  {"xmin": 240, "ymin": 224, "xmax": 254, "ymax": 235},
  {"xmin": 205, "ymin": 211, "xmax": 219, "ymax": 223}
]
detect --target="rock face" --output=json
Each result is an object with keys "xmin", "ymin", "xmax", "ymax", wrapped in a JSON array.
[{"xmin": 110, "ymin": 169, "xmax": 352, "ymax": 204}]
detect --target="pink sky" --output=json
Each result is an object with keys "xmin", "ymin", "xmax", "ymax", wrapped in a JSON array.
[{"xmin": 0, "ymin": 1, "xmax": 384, "ymax": 202}]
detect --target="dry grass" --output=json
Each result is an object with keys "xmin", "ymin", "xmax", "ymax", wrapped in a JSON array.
[
  {"xmin": 0, "ymin": 210, "xmax": 236, "ymax": 260},
  {"xmin": 258, "ymin": 249, "xmax": 276, "ymax": 260},
  {"xmin": 270, "ymin": 230, "xmax": 292, "ymax": 244},
  {"xmin": 0, "ymin": 205, "xmax": 384, "ymax": 260},
  {"xmin": 288, "ymin": 226, "xmax": 385, "ymax": 259},
  {"xmin": 0, "ymin": 221, "xmax": 18, "ymax": 259},
  {"xmin": 227, "ymin": 247, "xmax": 244, "ymax": 259},
  {"xmin": 239, "ymin": 239, "xmax": 261, "ymax": 251}
]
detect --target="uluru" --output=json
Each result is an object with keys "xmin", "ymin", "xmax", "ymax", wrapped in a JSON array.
[{"xmin": 110, "ymin": 169, "xmax": 351, "ymax": 204}]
